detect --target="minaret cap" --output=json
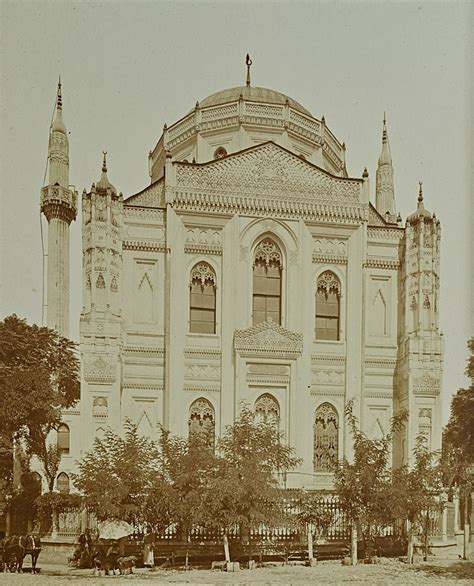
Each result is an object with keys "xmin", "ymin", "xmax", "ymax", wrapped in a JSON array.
[
  {"xmin": 96, "ymin": 151, "xmax": 117, "ymax": 193},
  {"xmin": 407, "ymin": 180, "xmax": 433, "ymax": 222},
  {"xmin": 378, "ymin": 112, "xmax": 392, "ymax": 166}
]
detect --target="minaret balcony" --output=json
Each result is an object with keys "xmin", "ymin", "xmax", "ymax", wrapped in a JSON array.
[{"xmin": 41, "ymin": 185, "xmax": 77, "ymax": 223}]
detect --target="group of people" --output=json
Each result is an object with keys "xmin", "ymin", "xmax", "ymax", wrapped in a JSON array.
[
  {"xmin": 70, "ymin": 530, "xmax": 138, "ymax": 576},
  {"xmin": 0, "ymin": 533, "xmax": 42, "ymax": 573}
]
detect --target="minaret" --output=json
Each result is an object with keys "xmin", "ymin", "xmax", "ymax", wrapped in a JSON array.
[
  {"xmin": 375, "ymin": 114, "xmax": 396, "ymax": 222},
  {"xmin": 395, "ymin": 183, "xmax": 443, "ymax": 466},
  {"xmin": 40, "ymin": 79, "xmax": 77, "ymax": 336}
]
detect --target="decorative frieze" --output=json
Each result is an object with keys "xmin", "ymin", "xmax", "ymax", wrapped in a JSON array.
[
  {"xmin": 185, "ymin": 364, "xmax": 220, "ymax": 381},
  {"xmin": 311, "ymin": 370, "xmax": 345, "ymax": 385},
  {"xmin": 175, "ymin": 143, "xmax": 361, "ymax": 204},
  {"xmin": 124, "ymin": 207, "xmax": 165, "ymax": 220},
  {"xmin": 183, "ymin": 384, "xmax": 220, "ymax": 394},
  {"xmin": 310, "ymin": 387, "xmax": 345, "ymax": 397},
  {"xmin": 234, "ymin": 319, "xmax": 303, "ymax": 358},
  {"xmin": 413, "ymin": 373, "xmax": 440, "ymax": 396},
  {"xmin": 367, "ymin": 227, "xmax": 404, "ymax": 241},
  {"xmin": 365, "ymin": 258, "xmax": 400, "ymax": 270},
  {"xmin": 311, "ymin": 354, "xmax": 346, "ymax": 365},
  {"xmin": 125, "ymin": 181, "xmax": 165, "ymax": 208},
  {"xmin": 123, "ymin": 241, "xmax": 166, "ymax": 252},
  {"xmin": 123, "ymin": 346, "xmax": 165, "ymax": 358},
  {"xmin": 364, "ymin": 357, "xmax": 397, "ymax": 368},
  {"xmin": 84, "ymin": 356, "xmax": 116, "ymax": 383},
  {"xmin": 184, "ymin": 348, "xmax": 221, "ymax": 359}
]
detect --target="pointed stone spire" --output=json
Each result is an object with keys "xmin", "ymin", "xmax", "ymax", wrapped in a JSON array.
[
  {"xmin": 51, "ymin": 76, "xmax": 67, "ymax": 135},
  {"xmin": 375, "ymin": 113, "xmax": 396, "ymax": 219}
]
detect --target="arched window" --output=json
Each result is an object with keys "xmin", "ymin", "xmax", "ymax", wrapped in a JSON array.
[
  {"xmin": 189, "ymin": 263, "xmax": 216, "ymax": 334},
  {"xmin": 314, "ymin": 403, "xmax": 339, "ymax": 472},
  {"xmin": 315, "ymin": 271, "xmax": 341, "ymax": 340},
  {"xmin": 93, "ymin": 397, "xmax": 108, "ymax": 418},
  {"xmin": 252, "ymin": 238, "xmax": 282, "ymax": 326},
  {"xmin": 255, "ymin": 394, "xmax": 280, "ymax": 427},
  {"xmin": 57, "ymin": 424, "xmax": 70, "ymax": 455},
  {"xmin": 214, "ymin": 147, "xmax": 227, "ymax": 159},
  {"xmin": 188, "ymin": 398, "xmax": 215, "ymax": 442},
  {"xmin": 56, "ymin": 472, "xmax": 70, "ymax": 494}
]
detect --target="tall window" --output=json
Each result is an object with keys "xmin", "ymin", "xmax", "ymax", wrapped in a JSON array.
[
  {"xmin": 57, "ymin": 424, "xmax": 70, "ymax": 455},
  {"xmin": 314, "ymin": 403, "xmax": 338, "ymax": 472},
  {"xmin": 252, "ymin": 239, "xmax": 282, "ymax": 325},
  {"xmin": 315, "ymin": 271, "xmax": 341, "ymax": 340},
  {"xmin": 189, "ymin": 263, "xmax": 216, "ymax": 334},
  {"xmin": 57, "ymin": 472, "xmax": 70, "ymax": 494},
  {"xmin": 255, "ymin": 393, "xmax": 280, "ymax": 428},
  {"xmin": 189, "ymin": 398, "xmax": 215, "ymax": 443}
]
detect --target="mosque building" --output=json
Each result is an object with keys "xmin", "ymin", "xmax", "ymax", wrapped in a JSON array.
[{"xmin": 41, "ymin": 58, "xmax": 443, "ymax": 491}]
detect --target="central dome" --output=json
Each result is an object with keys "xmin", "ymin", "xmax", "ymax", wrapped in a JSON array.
[{"xmin": 199, "ymin": 86, "xmax": 312, "ymax": 117}]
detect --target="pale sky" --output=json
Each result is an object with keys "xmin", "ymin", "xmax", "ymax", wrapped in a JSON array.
[{"xmin": 0, "ymin": 1, "xmax": 471, "ymax": 422}]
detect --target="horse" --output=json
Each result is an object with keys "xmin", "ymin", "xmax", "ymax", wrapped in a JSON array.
[
  {"xmin": 1, "ymin": 535, "xmax": 28, "ymax": 573},
  {"xmin": 22, "ymin": 535, "xmax": 42, "ymax": 574}
]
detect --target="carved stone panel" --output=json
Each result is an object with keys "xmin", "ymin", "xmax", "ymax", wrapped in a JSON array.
[{"xmin": 234, "ymin": 319, "xmax": 303, "ymax": 358}]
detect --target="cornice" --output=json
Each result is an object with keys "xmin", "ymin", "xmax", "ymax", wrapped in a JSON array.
[
  {"xmin": 364, "ymin": 258, "xmax": 400, "ymax": 270},
  {"xmin": 312, "ymin": 254, "xmax": 347, "ymax": 264},
  {"xmin": 184, "ymin": 348, "xmax": 221, "ymax": 359},
  {"xmin": 123, "ymin": 241, "xmax": 166, "ymax": 252},
  {"xmin": 183, "ymin": 385, "xmax": 220, "ymax": 393},
  {"xmin": 310, "ymin": 388, "xmax": 345, "ymax": 397},
  {"xmin": 311, "ymin": 354, "xmax": 346, "ymax": 365},
  {"xmin": 184, "ymin": 244, "xmax": 223, "ymax": 256},
  {"xmin": 123, "ymin": 346, "xmax": 165, "ymax": 357}
]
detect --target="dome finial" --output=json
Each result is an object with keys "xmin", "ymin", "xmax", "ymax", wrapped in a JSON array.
[
  {"xmin": 246, "ymin": 53, "xmax": 252, "ymax": 87},
  {"xmin": 418, "ymin": 180, "xmax": 423, "ymax": 203},
  {"xmin": 102, "ymin": 151, "xmax": 107, "ymax": 173}
]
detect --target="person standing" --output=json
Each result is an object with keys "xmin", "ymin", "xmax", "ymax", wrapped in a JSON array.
[{"xmin": 143, "ymin": 529, "xmax": 155, "ymax": 567}]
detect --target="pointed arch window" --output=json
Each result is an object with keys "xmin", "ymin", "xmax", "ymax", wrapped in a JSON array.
[
  {"xmin": 188, "ymin": 398, "xmax": 215, "ymax": 443},
  {"xmin": 315, "ymin": 271, "xmax": 341, "ymax": 340},
  {"xmin": 189, "ymin": 263, "xmax": 216, "ymax": 334},
  {"xmin": 57, "ymin": 472, "xmax": 70, "ymax": 494},
  {"xmin": 314, "ymin": 403, "xmax": 339, "ymax": 472},
  {"xmin": 255, "ymin": 393, "xmax": 280, "ymax": 428},
  {"xmin": 253, "ymin": 238, "xmax": 282, "ymax": 326},
  {"xmin": 57, "ymin": 424, "xmax": 70, "ymax": 455}
]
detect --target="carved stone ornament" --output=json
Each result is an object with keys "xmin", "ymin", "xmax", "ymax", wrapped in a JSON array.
[
  {"xmin": 84, "ymin": 356, "xmax": 115, "ymax": 383},
  {"xmin": 317, "ymin": 271, "xmax": 341, "ymax": 294},
  {"xmin": 234, "ymin": 319, "xmax": 303, "ymax": 358},
  {"xmin": 413, "ymin": 373, "xmax": 440, "ymax": 396},
  {"xmin": 254, "ymin": 239, "xmax": 283, "ymax": 268},
  {"xmin": 125, "ymin": 180, "xmax": 165, "ymax": 208},
  {"xmin": 175, "ymin": 142, "xmax": 361, "ymax": 203},
  {"xmin": 190, "ymin": 262, "xmax": 216, "ymax": 286}
]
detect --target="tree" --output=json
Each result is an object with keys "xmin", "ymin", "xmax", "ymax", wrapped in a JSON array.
[
  {"xmin": 295, "ymin": 490, "xmax": 334, "ymax": 562},
  {"xmin": 391, "ymin": 436, "xmax": 443, "ymax": 563},
  {"xmin": 73, "ymin": 421, "xmax": 159, "ymax": 524},
  {"xmin": 201, "ymin": 404, "xmax": 300, "ymax": 560},
  {"xmin": 0, "ymin": 314, "xmax": 80, "ymax": 493},
  {"xmin": 441, "ymin": 339, "xmax": 474, "ymax": 560},
  {"xmin": 333, "ymin": 400, "xmax": 405, "ymax": 565}
]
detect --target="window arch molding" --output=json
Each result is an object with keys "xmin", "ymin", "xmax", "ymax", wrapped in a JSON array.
[
  {"xmin": 314, "ymin": 266, "xmax": 345, "ymax": 342},
  {"xmin": 188, "ymin": 259, "xmax": 218, "ymax": 335},
  {"xmin": 313, "ymin": 402, "xmax": 339, "ymax": 473}
]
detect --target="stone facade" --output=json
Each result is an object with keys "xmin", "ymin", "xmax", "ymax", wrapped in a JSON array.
[{"xmin": 45, "ymin": 80, "xmax": 443, "ymax": 491}]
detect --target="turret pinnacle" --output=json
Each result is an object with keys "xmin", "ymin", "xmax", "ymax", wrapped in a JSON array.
[{"xmin": 375, "ymin": 113, "xmax": 396, "ymax": 219}]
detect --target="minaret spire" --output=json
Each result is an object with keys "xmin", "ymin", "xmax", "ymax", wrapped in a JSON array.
[{"xmin": 375, "ymin": 113, "xmax": 396, "ymax": 220}]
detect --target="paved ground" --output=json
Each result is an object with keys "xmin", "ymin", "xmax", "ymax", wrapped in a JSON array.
[{"xmin": 0, "ymin": 559, "xmax": 473, "ymax": 585}]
